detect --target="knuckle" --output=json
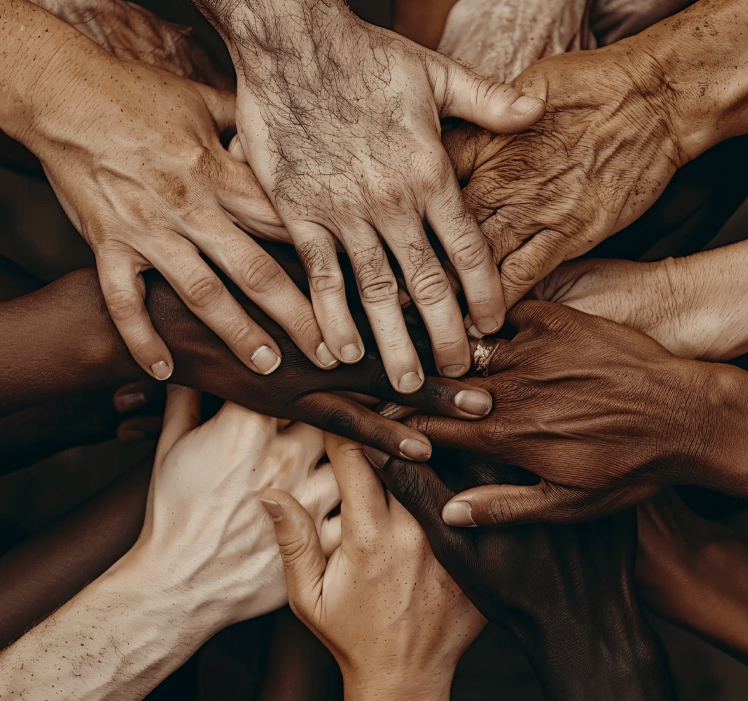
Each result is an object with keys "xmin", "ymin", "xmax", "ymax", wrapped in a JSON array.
[
  {"xmin": 240, "ymin": 252, "xmax": 282, "ymax": 294},
  {"xmin": 309, "ymin": 270, "xmax": 345, "ymax": 295},
  {"xmin": 501, "ymin": 255, "xmax": 538, "ymax": 287},
  {"xmin": 277, "ymin": 530, "xmax": 316, "ymax": 566},
  {"xmin": 409, "ymin": 267, "xmax": 451, "ymax": 307},
  {"xmin": 451, "ymin": 236, "xmax": 487, "ymax": 272},
  {"xmin": 359, "ymin": 275, "xmax": 398, "ymax": 304},
  {"xmin": 181, "ymin": 268, "xmax": 222, "ymax": 308},
  {"xmin": 106, "ymin": 288, "xmax": 140, "ymax": 323}
]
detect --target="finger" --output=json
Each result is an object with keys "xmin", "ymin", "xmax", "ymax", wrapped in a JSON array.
[
  {"xmin": 113, "ymin": 379, "xmax": 164, "ymax": 414},
  {"xmin": 292, "ymin": 392, "xmax": 431, "ymax": 462},
  {"xmin": 326, "ymin": 434, "xmax": 389, "ymax": 529},
  {"xmin": 291, "ymin": 221, "xmax": 364, "ymax": 365},
  {"xmin": 260, "ymin": 488, "xmax": 327, "ymax": 627},
  {"xmin": 156, "ymin": 384, "xmax": 201, "ymax": 457},
  {"xmin": 346, "ymin": 229, "xmax": 424, "ymax": 393},
  {"xmin": 227, "ymin": 134, "xmax": 248, "ymax": 163},
  {"xmin": 193, "ymin": 82, "xmax": 236, "ymax": 133},
  {"xmin": 298, "ymin": 460, "xmax": 341, "ymax": 536},
  {"xmin": 97, "ymin": 250, "xmax": 174, "ymax": 381},
  {"xmin": 380, "ymin": 213, "xmax": 471, "ymax": 378},
  {"xmin": 425, "ymin": 160, "xmax": 506, "ymax": 337},
  {"xmin": 193, "ymin": 216, "xmax": 333, "ymax": 369},
  {"xmin": 150, "ymin": 238, "xmax": 283, "ymax": 375},
  {"xmin": 430, "ymin": 57, "xmax": 545, "ymax": 133},
  {"xmin": 362, "ymin": 452, "xmax": 454, "ymax": 540},
  {"xmin": 117, "ymin": 415, "xmax": 163, "ymax": 443},
  {"xmin": 500, "ymin": 230, "xmax": 574, "ymax": 308}
]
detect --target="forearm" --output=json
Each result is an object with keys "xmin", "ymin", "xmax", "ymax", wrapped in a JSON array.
[
  {"xmin": 0, "ymin": 545, "xmax": 222, "ymax": 700},
  {"xmin": 625, "ymin": 0, "xmax": 748, "ymax": 162}
]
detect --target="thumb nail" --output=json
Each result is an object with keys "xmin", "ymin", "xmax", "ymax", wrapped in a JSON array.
[
  {"xmin": 442, "ymin": 500, "xmax": 477, "ymax": 527},
  {"xmin": 511, "ymin": 95, "xmax": 543, "ymax": 115},
  {"xmin": 261, "ymin": 499, "xmax": 283, "ymax": 522}
]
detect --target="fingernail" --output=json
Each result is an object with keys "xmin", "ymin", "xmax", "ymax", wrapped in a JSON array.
[
  {"xmin": 151, "ymin": 361, "xmax": 172, "ymax": 381},
  {"xmin": 340, "ymin": 343, "xmax": 363, "ymax": 363},
  {"xmin": 363, "ymin": 445, "xmax": 391, "ymax": 469},
  {"xmin": 467, "ymin": 325, "xmax": 484, "ymax": 339},
  {"xmin": 442, "ymin": 501, "xmax": 476, "ymax": 527},
  {"xmin": 398, "ymin": 438, "xmax": 431, "ymax": 462},
  {"xmin": 511, "ymin": 95, "xmax": 543, "ymax": 115},
  {"xmin": 251, "ymin": 346, "xmax": 281, "ymax": 375},
  {"xmin": 454, "ymin": 389, "xmax": 493, "ymax": 417},
  {"xmin": 116, "ymin": 392, "xmax": 147, "ymax": 413},
  {"xmin": 441, "ymin": 363, "xmax": 466, "ymax": 378},
  {"xmin": 398, "ymin": 371, "xmax": 423, "ymax": 393},
  {"xmin": 118, "ymin": 428, "xmax": 147, "ymax": 443},
  {"xmin": 475, "ymin": 317, "xmax": 500, "ymax": 334},
  {"xmin": 315, "ymin": 342, "xmax": 337, "ymax": 368},
  {"xmin": 260, "ymin": 499, "xmax": 283, "ymax": 522}
]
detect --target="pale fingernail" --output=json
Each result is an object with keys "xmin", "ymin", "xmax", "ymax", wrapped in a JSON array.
[
  {"xmin": 511, "ymin": 95, "xmax": 543, "ymax": 115},
  {"xmin": 475, "ymin": 317, "xmax": 500, "ymax": 334},
  {"xmin": 151, "ymin": 361, "xmax": 172, "ymax": 381},
  {"xmin": 467, "ymin": 325, "xmax": 484, "ymax": 339},
  {"xmin": 398, "ymin": 438, "xmax": 431, "ymax": 462},
  {"xmin": 340, "ymin": 343, "xmax": 363, "ymax": 363},
  {"xmin": 116, "ymin": 392, "xmax": 147, "ymax": 413},
  {"xmin": 442, "ymin": 501, "xmax": 476, "ymax": 527},
  {"xmin": 260, "ymin": 498, "xmax": 283, "ymax": 522},
  {"xmin": 316, "ymin": 342, "xmax": 337, "ymax": 367},
  {"xmin": 251, "ymin": 346, "xmax": 281, "ymax": 375},
  {"xmin": 454, "ymin": 389, "xmax": 493, "ymax": 417},
  {"xmin": 441, "ymin": 364, "xmax": 466, "ymax": 378},
  {"xmin": 399, "ymin": 371, "xmax": 423, "ymax": 393},
  {"xmin": 363, "ymin": 446, "xmax": 391, "ymax": 469}
]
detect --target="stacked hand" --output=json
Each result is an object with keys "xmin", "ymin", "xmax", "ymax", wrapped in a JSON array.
[
  {"xmin": 263, "ymin": 436, "xmax": 486, "ymax": 701},
  {"xmin": 362, "ymin": 450, "xmax": 675, "ymax": 700}
]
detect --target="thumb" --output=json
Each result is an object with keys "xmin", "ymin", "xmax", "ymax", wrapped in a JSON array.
[
  {"xmin": 194, "ymin": 83, "xmax": 236, "ymax": 133},
  {"xmin": 261, "ymin": 488, "xmax": 327, "ymax": 626},
  {"xmin": 431, "ymin": 57, "xmax": 545, "ymax": 134}
]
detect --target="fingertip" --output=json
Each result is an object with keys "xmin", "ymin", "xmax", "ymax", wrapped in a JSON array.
[
  {"xmin": 442, "ymin": 500, "xmax": 477, "ymax": 527},
  {"xmin": 150, "ymin": 359, "xmax": 173, "ymax": 381}
]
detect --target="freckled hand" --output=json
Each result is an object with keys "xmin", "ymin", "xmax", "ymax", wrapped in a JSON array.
[{"xmin": 194, "ymin": 0, "xmax": 545, "ymax": 393}]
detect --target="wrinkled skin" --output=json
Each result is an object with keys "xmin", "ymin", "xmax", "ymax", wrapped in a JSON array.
[
  {"xmin": 195, "ymin": 0, "xmax": 544, "ymax": 393},
  {"xmin": 364, "ymin": 450, "xmax": 676, "ymax": 700},
  {"xmin": 443, "ymin": 41, "xmax": 683, "ymax": 309},
  {"xmin": 404, "ymin": 301, "xmax": 748, "ymax": 524},
  {"xmin": 637, "ymin": 488, "xmax": 748, "ymax": 665},
  {"xmin": 263, "ymin": 436, "xmax": 486, "ymax": 700}
]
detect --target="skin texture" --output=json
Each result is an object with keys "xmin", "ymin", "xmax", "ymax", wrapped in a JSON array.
[
  {"xmin": 532, "ymin": 240, "xmax": 748, "ymax": 362},
  {"xmin": 0, "ymin": 0, "xmax": 333, "ymax": 380},
  {"xmin": 0, "ymin": 265, "xmax": 493, "ymax": 458},
  {"xmin": 636, "ymin": 489, "xmax": 748, "ymax": 665},
  {"xmin": 262, "ymin": 435, "xmax": 487, "ymax": 701},
  {"xmin": 194, "ymin": 0, "xmax": 545, "ymax": 394},
  {"xmin": 0, "ymin": 386, "xmax": 343, "ymax": 700},
  {"xmin": 403, "ymin": 301, "xmax": 748, "ymax": 525},
  {"xmin": 360, "ymin": 450, "xmax": 676, "ymax": 700},
  {"xmin": 443, "ymin": 0, "xmax": 748, "ymax": 310}
]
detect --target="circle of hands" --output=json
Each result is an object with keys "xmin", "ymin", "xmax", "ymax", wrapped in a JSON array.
[{"xmin": 5, "ymin": 0, "xmax": 748, "ymax": 697}]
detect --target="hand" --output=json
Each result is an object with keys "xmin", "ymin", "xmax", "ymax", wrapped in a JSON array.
[
  {"xmin": 364, "ymin": 450, "xmax": 676, "ymax": 700},
  {"xmin": 12, "ymin": 8, "xmax": 330, "ymax": 381},
  {"xmin": 31, "ymin": 0, "xmax": 234, "ymax": 89},
  {"xmin": 202, "ymin": 0, "xmax": 544, "ymax": 392},
  {"xmin": 443, "ymin": 43, "xmax": 683, "ymax": 309},
  {"xmin": 262, "ymin": 435, "xmax": 486, "ymax": 701},
  {"xmin": 404, "ymin": 301, "xmax": 748, "ymax": 524},
  {"xmin": 130, "ymin": 385, "xmax": 343, "ymax": 623},
  {"xmin": 637, "ymin": 488, "xmax": 748, "ymax": 664}
]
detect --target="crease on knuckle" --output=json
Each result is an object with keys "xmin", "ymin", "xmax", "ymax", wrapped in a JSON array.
[
  {"xmin": 181, "ymin": 268, "xmax": 222, "ymax": 308},
  {"xmin": 106, "ymin": 288, "xmax": 140, "ymax": 323},
  {"xmin": 409, "ymin": 267, "xmax": 451, "ymax": 307},
  {"xmin": 359, "ymin": 275, "xmax": 398, "ymax": 304},
  {"xmin": 241, "ymin": 252, "xmax": 283, "ymax": 294},
  {"xmin": 451, "ymin": 236, "xmax": 487, "ymax": 272}
]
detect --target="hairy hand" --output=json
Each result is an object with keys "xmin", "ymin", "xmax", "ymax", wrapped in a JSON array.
[
  {"xmin": 262, "ymin": 435, "xmax": 486, "ymax": 700},
  {"xmin": 206, "ymin": 0, "xmax": 544, "ymax": 392},
  {"xmin": 363, "ymin": 451, "xmax": 675, "ymax": 700},
  {"xmin": 404, "ymin": 301, "xmax": 744, "ymax": 524},
  {"xmin": 443, "ymin": 42, "xmax": 683, "ymax": 309}
]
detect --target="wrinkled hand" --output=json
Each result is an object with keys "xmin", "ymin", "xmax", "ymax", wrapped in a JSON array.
[
  {"xmin": 363, "ymin": 450, "xmax": 675, "ymax": 700},
  {"xmin": 32, "ymin": 0, "xmax": 234, "ymax": 89},
  {"xmin": 443, "ymin": 42, "xmax": 683, "ymax": 309},
  {"xmin": 404, "ymin": 301, "xmax": 748, "ymax": 524},
  {"xmin": 262, "ymin": 435, "xmax": 485, "ymax": 701},
  {"xmin": 129, "ymin": 385, "xmax": 342, "ymax": 624},
  {"xmin": 25, "ymin": 27, "xmax": 336, "ymax": 381},
  {"xmin": 214, "ymin": 1, "xmax": 544, "ymax": 392}
]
